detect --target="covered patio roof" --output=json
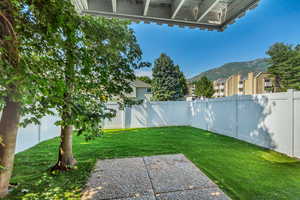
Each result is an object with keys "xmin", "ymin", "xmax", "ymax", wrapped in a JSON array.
[{"xmin": 72, "ymin": 0, "xmax": 260, "ymax": 31}]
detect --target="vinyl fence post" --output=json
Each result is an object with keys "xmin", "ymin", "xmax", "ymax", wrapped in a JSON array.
[
  {"xmin": 206, "ymin": 99, "xmax": 209, "ymax": 131},
  {"xmin": 146, "ymin": 101, "xmax": 151, "ymax": 128},
  {"xmin": 38, "ymin": 124, "xmax": 41, "ymax": 142},
  {"xmin": 288, "ymin": 89, "xmax": 295, "ymax": 156},
  {"xmin": 235, "ymin": 95, "xmax": 239, "ymax": 138},
  {"xmin": 122, "ymin": 107, "xmax": 126, "ymax": 129}
]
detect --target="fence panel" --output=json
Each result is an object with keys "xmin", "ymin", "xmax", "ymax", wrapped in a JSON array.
[
  {"xmin": 148, "ymin": 101, "xmax": 189, "ymax": 127},
  {"xmin": 125, "ymin": 103, "xmax": 148, "ymax": 128},
  {"xmin": 294, "ymin": 92, "xmax": 300, "ymax": 158},
  {"xmin": 16, "ymin": 123, "xmax": 39, "ymax": 153},
  {"xmin": 40, "ymin": 114, "xmax": 60, "ymax": 141},
  {"xmin": 206, "ymin": 97, "xmax": 237, "ymax": 137},
  {"xmin": 189, "ymin": 101, "xmax": 207, "ymax": 130},
  {"xmin": 103, "ymin": 103, "xmax": 123, "ymax": 129},
  {"xmin": 237, "ymin": 95, "xmax": 267, "ymax": 146},
  {"xmin": 237, "ymin": 93, "xmax": 293, "ymax": 156}
]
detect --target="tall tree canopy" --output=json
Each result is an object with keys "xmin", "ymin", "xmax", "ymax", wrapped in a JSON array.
[
  {"xmin": 0, "ymin": 0, "xmax": 148, "ymax": 196},
  {"xmin": 151, "ymin": 53, "xmax": 187, "ymax": 101},
  {"xmin": 0, "ymin": 0, "xmax": 69, "ymax": 196},
  {"xmin": 267, "ymin": 42, "xmax": 300, "ymax": 91},
  {"xmin": 48, "ymin": 14, "xmax": 148, "ymax": 171},
  {"xmin": 194, "ymin": 76, "xmax": 214, "ymax": 98},
  {"xmin": 175, "ymin": 65, "xmax": 188, "ymax": 96}
]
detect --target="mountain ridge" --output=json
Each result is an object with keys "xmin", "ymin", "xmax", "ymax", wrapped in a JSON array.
[{"xmin": 189, "ymin": 58, "xmax": 270, "ymax": 82}]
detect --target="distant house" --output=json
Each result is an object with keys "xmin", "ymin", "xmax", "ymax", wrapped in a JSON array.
[{"xmin": 127, "ymin": 79, "xmax": 152, "ymax": 100}]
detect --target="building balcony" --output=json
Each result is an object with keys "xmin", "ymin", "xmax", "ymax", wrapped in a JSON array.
[{"xmin": 264, "ymin": 82, "xmax": 272, "ymax": 87}]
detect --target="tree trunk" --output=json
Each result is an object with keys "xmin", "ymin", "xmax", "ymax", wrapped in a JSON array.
[
  {"xmin": 0, "ymin": 0, "xmax": 21, "ymax": 197},
  {"xmin": 50, "ymin": 28, "xmax": 77, "ymax": 172},
  {"xmin": 0, "ymin": 100, "xmax": 21, "ymax": 198},
  {"xmin": 51, "ymin": 125, "xmax": 77, "ymax": 171}
]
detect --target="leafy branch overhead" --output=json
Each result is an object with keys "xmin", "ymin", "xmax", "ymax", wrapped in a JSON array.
[{"xmin": 0, "ymin": 0, "xmax": 149, "ymax": 195}]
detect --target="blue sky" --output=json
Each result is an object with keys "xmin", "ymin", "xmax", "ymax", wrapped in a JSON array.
[{"xmin": 131, "ymin": 0, "xmax": 300, "ymax": 78}]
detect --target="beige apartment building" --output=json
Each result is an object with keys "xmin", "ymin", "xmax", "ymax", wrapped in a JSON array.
[
  {"xmin": 225, "ymin": 74, "xmax": 245, "ymax": 96},
  {"xmin": 213, "ymin": 72, "xmax": 274, "ymax": 97},
  {"xmin": 213, "ymin": 79, "xmax": 226, "ymax": 98}
]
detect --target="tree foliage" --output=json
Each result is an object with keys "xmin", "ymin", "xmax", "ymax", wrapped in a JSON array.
[
  {"xmin": 194, "ymin": 76, "xmax": 214, "ymax": 98},
  {"xmin": 137, "ymin": 76, "xmax": 152, "ymax": 85},
  {"xmin": 175, "ymin": 65, "xmax": 188, "ymax": 96},
  {"xmin": 0, "ymin": 0, "xmax": 148, "ymax": 195},
  {"xmin": 267, "ymin": 42, "xmax": 300, "ymax": 91},
  {"xmin": 151, "ymin": 53, "xmax": 187, "ymax": 101},
  {"xmin": 0, "ymin": 0, "xmax": 78, "ymax": 196}
]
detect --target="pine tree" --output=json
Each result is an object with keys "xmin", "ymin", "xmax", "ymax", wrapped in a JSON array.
[
  {"xmin": 175, "ymin": 65, "xmax": 188, "ymax": 96},
  {"xmin": 152, "ymin": 54, "xmax": 186, "ymax": 101},
  {"xmin": 267, "ymin": 43, "xmax": 300, "ymax": 91}
]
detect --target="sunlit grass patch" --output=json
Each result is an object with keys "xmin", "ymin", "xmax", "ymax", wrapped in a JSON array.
[{"xmin": 6, "ymin": 126, "xmax": 300, "ymax": 200}]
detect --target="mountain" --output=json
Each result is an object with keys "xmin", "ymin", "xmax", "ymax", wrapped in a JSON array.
[{"xmin": 189, "ymin": 58, "xmax": 270, "ymax": 82}]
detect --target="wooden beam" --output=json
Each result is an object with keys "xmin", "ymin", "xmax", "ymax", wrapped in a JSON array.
[
  {"xmin": 171, "ymin": 0, "xmax": 186, "ymax": 19},
  {"xmin": 197, "ymin": 0, "xmax": 220, "ymax": 22},
  {"xmin": 143, "ymin": 0, "xmax": 151, "ymax": 16},
  {"xmin": 112, "ymin": 0, "xmax": 117, "ymax": 13}
]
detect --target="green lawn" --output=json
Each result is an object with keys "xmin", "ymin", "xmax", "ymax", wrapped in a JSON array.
[{"xmin": 6, "ymin": 126, "xmax": 300, "ymax": 200}]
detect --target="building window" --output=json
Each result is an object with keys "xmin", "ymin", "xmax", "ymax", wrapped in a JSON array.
[
  {"xmin": 264, "ymin": 79, "xmax": 272, "ymax": 88},
  {"xmin": 146, "ymin": 88, "xmax": 151, "ymax": 93}
]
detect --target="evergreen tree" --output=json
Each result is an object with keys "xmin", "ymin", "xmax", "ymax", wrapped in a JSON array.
[
  {"xmin": 281, "ymin": 48, "xmax": 300, "ymax": 91},
  {"xmin": 194, "ymin": 76, "xmax": 214, "ymax": 98},
  {"xmin": 175, "ymin": 65, "xmax": 188, "ymax": 96},
  {"xmin": 267, "ymin": 43, "xmax": 300, "ymax": 91},
  {"xmin": 152, "ymin": 54, "xmax": 186, "ymax": 101}
]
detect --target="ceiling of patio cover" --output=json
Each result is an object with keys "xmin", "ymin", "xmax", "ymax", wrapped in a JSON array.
[{"xmin": 72, "ymin": 0, "xmax": 260, "ymax": 31}]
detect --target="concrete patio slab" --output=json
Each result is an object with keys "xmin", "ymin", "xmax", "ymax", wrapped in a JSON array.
[
  {"xmin": 82, "ymin": 154, "xmax": 230, "ymax": 200},
  {"xmin": 82, "ymin": 157, "xmax": 154, "ymax": 200},
  {"xmin": 118, "ymin": 195, "xmax": 156, "ymax": 200},
  {"xmin": 144, "ymin": 154, "xmax": 216, "ymax": 193},
  {"xmin": 156, "ymin": 188, "xmax": 229, "ymax": 200}
]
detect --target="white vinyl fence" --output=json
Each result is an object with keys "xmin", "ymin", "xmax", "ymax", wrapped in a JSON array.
[
  {"xmin": 103, "ymin": 101, "xmax": 190, "ymax": 129},
  {"xmin": 190, "ymin": 90, "xmax": 300, "ymax": 158},
  {"xmin": 15, "ymin": 115, "xmax": 60, "ymax": 153},
  {"xmin": 8, "ymin": 90, "xmax": 300, "ymax": 158},
  {"xmin": 104, "ymin": 89, "xmax": 300, "ymax": 158}
]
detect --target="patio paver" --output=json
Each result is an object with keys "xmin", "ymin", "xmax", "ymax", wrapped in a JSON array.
[{"xmin": 82, "ymin": 154, "xmax": 230, "ymax": 200}]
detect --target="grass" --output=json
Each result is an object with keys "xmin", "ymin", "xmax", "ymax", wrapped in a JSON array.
[{"xmin": 6, "ymin": 126, "xmax": 300, "ymax": 200}]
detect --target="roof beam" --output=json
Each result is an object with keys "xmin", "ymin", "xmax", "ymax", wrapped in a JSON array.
[
  {"xmin": 171, "ymin": 0, "xmax": 186, "ymax": 19},
  {"xmin": 112, "ymin": 0, "xmax": 117, "ymax": 13},
  {"xmin": 143, "ymin": 0, "xmax": 151, "ymax": 16},
  {"xmin": 71, "ymin": 0, "xmax": 88, "ymax": 12},
  {"xmin": 197, "ymin": 0, "xmax": 221, "ymax": 22}
]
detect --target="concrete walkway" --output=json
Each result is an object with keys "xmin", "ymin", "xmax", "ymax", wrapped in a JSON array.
[{"xmin": 82, "ymin": 154, "xmax": 230, "ymax": 200}]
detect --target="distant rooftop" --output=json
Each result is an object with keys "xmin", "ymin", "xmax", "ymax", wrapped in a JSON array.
[
  {"xmin": 131, "ymin": 79, "xmax": 151, "ymax": 88},
  {"xmin": 72, "ymin": 0, "xmax": 260, "ymax": 31}
]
